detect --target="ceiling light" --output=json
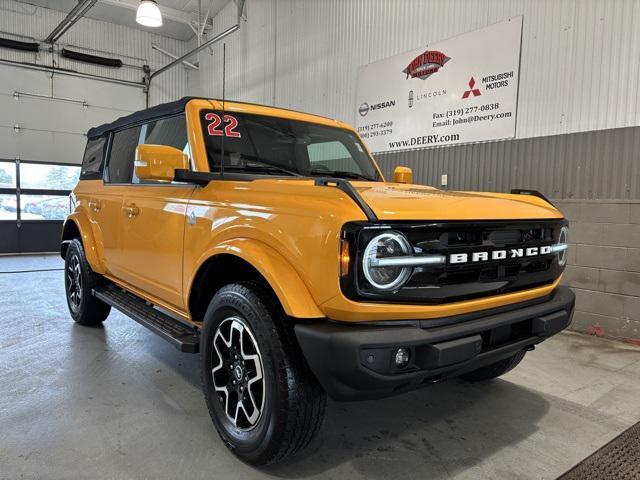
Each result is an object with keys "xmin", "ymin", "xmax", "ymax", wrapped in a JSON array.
[{"xmin": 136, "ymin": 0, "xmax": 163, "ymax": 27}]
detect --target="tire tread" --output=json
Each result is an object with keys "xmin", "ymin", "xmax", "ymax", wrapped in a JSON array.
[
  {"xmin": 201, "ymin": 281, "xmax": 326, "ymax": 466},
  {"xmin": 65, "ymin": 238, "xmax": 110, "ymax": 326}
]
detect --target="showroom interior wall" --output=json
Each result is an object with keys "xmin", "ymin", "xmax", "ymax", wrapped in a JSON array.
[
  {"xmin": 0, "ymin": 0, "xmax": 192, "ymax": 253},
  {"xmin": 191, "ymin": 0, "xmax": 640, "ymax": 342}
]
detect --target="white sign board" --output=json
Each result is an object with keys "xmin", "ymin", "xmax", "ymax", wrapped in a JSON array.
[{"xmin": 355, "ymin": 17, "xmax": 522, "ymax": 153}]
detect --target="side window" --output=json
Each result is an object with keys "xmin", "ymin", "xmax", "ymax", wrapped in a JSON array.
[
  {"xmin": 133, "ymin": 115, "xmax": 189, "ymax": 184},
  {"xmin": 307, "ymin": 140, "xmax": 359, "ymax": 172},
  {"xmin": 80, "ymin": 137, "xmax": 106, "ymax": 180},
  {"xmin": 107, "ymin": 126, "xmax": 141, "ymax": 184}
]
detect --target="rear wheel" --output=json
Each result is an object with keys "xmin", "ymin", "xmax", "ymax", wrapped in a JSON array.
[
  {"xmin": 64, "ymin": 239, "xmax": 111, "ymax": 326},
  {"xmin": 459, "ymin": 350, "xmax": 526, "ymax": 381},
  {"xmin": 201, "ymin": 282, "xmax": 326, "ymax": 466}
]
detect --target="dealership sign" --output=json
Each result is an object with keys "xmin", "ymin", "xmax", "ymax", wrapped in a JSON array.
[{"xmin": 355, "ymin": 17, "xmax": 523, "ymax": 153}]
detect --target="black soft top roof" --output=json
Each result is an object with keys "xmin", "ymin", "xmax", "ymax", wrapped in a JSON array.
[
  {"xmin": 87, "ymin": 96, "xmax": 338, "ymax": 139},
  {"xmin": 87, "ymin": 96, "xmax": 199, "ymax": 138}
]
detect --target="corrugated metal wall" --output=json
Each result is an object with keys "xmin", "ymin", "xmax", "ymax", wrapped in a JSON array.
[
  {"xmin": 376, "ymin": 126, "xmax": 640, "ymax": 200},
  {"xmin": 195, "ymin": 0, "xmax": 640, "ymax": 140},
  {"xmin": 0, "ymin": 0, "xmax": 190, "ymax": 105},
  {"xmin": 190, "ymin": 0, "xmax": 276, "ymax": 102}
]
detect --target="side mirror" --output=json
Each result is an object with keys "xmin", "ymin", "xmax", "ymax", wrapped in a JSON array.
[
  {"xmin": 135, "ymin": 144, "xmax": 189, "ymax": 182},
  {"xmin": 393, "ymin": 166, "xmax": 413, "ymax": 184}
]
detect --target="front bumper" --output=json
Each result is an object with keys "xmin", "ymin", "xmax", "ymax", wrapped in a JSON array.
[{"xmin": 295, "ymin": 286, "xmax": 575, "ymax": 401}]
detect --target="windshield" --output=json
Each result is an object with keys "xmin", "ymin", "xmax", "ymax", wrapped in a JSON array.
[{"xmin": 200, "ymin": 110, "xmax": 380, "ymax": 181}]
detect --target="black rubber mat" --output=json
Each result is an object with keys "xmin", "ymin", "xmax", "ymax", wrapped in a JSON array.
[{"xmin": 558, "ymin": 421, "xmax": 640, "ymax": 479}]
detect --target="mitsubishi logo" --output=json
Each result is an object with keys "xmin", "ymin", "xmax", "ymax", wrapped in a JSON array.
[{"xmin": 462, "ymin": 77, "xmax": 481, "ymax": 99}]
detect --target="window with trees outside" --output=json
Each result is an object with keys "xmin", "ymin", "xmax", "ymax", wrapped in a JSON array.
[{"xmin": 0, "ymin": 160, "xmax": 80, "ymax": 222}]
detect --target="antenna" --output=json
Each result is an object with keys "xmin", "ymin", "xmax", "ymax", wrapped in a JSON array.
[{"xmin": 220, "ymin": 42, "xmax": 226, "ymax": 177}]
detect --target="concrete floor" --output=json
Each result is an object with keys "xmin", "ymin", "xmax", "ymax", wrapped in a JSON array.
[{"xmin": 1, "ymin": 255, "xmax": 639, "ymax": 480}]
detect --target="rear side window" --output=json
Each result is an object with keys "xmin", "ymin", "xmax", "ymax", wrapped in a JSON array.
[
  {"xmin": 80, "ymin": 137, "xmax": 106, "ymax": 180},
  {"xmin": 107, "ymin": 126, "xmax": 141, "ymax": 183}
]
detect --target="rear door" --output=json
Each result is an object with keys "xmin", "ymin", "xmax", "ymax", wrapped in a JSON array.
[
  {"xmin": 116, "ymin": 115, "xmax": 195, "ymax": 309},
  {"xmin": 76, "ymin": 135, "xmax": 107, "ymax": 236},
  {"xmin": 75, "ymin": 133, "xmax": 126, "ymax": 276},
  {"xmin": 96, "ymin": 126, "xmax": 143, "ymax": 279}
]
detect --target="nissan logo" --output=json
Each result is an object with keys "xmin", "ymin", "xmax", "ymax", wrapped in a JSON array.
[{"xmin": 358, "ymin": 102, "xmax": 370, "ymax": 116}]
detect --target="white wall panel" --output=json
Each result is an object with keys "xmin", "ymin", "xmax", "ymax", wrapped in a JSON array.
[
  {"xmin": 0, "ymin": 94, "xmax": 133, "ymax": 135},
  {"xmin": 194, "ymin": 0, "xmax": 640, "ymax": 140},
  {"xmin": 0, "ymin": 62, "xmax": 143, "ymax": 164},
  {"xmin": 0, "ymin": 66, "xmax": 141, "ymax": 113},
  {"xmin": 0, "ymin": 0, "xmax": 190, "ymax": 106},
  {"xmin": 0, "ymin": 0, "xmax": 193, "ymax": 164},
  {"xmin": 194, "ymin": 0, "xmax": 276, "ymax": 104},
  {"xmin": 0, "ymin": 127, "xmax": 83, "ymax": 164}
]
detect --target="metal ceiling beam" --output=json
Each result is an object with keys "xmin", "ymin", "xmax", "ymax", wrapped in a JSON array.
[
  {"xmin": 44, "ymin": 0, "xmax": 99, "ymax": 44},
  {"xmin": 151, "ymin": 43, "xmax": 199, "ymax": 70},
  {"xmin": 149, "ymin": 0, "xmax": 244, "ymax": 81},
  {"xmin": 149, "ymin": 24, "xmax": 237, "ymax": 80},
  {"xmin": 100, "ymin": 0, "xmax": 210, "ymax": 28}
]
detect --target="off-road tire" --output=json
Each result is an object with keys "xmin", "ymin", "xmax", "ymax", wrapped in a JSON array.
[
  {"xmin": 459, "ymin": 350, "xmax": 526, "ymax": 381},
  {"xmin": 64, "ymin": 238, "xmax": 111, "ymax": 326},
  {"xmin": 201, "ymin": 281, "xmax": 326, "ymax": 466}
]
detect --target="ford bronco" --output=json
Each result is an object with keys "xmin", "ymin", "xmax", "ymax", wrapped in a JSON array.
[{"xmin": 62, "ymin": 97, "xmax": 574, "ymax": 466}]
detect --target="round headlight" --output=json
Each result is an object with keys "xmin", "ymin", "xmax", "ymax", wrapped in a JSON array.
[
  {"xmin": 362, "ymin": 232, "xmax": 412, "ymax": 290},
  {"xmin": 558, "ymin": 225, "xmax": 568, "ymax": 266}
]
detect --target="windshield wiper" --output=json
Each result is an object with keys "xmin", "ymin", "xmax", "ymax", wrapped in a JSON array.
[
  {"xmin": 226, "ymin": 159, "xmax": 302, "ymax": 177},
  {"xmin": 309, "ymin": 168, "xmax": 374, "ymax": 181}
]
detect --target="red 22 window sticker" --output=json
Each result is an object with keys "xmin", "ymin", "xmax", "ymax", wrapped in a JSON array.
[{"xmin": 205, "ymin": 112, "xmax": 241, "ymax": 138}]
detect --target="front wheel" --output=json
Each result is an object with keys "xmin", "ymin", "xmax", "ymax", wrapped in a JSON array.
[
  {"xmin": 64, "ymin": 238, "xmax": 111, "ymax": 326},
  {"xmin": 201, "ymin": 282, "xmax": 326, "ymax": 466}
]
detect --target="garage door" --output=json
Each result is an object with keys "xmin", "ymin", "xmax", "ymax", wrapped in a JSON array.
[{"xmin": 0, "ymin": 63, "xmax": 144, "ymax": 253}]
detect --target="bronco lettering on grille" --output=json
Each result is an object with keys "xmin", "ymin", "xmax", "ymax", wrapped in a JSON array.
[{"xmin": 449, "ymin": 245, "xmax": 552, "ymax": 264}]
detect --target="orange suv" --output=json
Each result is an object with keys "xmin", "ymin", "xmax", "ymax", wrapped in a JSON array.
[{"xmin": 62, "ymin": 97, "xmax": 574, "ymax": 466}]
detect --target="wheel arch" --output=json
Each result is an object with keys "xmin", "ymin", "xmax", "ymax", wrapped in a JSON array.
[
  {"xmin": 61, "ymin": 220, "xmax": 81, "ymax": 259},
  {"xmin": 187, "ymin": 240, "xmax": 324, "ymax": 322},
  {"xmin": 61, "ymin": 214, "xmax": 106, "ymax": 273}
]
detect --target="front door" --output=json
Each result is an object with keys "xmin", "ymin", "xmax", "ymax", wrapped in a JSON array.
[
  {"xmin": 110, "ymin": 115, "xmax": 194, "ymax": 309},
  {"xmin": 118, "ymin": 185, "xmax": 194, "ymax": 308}
]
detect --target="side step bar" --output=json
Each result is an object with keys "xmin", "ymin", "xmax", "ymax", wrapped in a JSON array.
[{"xmin": 93, "ymin": 285, "xmax": 200, "ymax": 353}]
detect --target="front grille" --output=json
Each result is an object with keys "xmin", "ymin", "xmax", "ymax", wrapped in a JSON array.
[{"xmin": 343, "ymin": 220, "xmax": 566, "ymax": 304}]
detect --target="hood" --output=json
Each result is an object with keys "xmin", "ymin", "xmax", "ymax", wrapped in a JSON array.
[{"xmin": 351, "ymin": 182, "xmax": 562, "ymax": 221}]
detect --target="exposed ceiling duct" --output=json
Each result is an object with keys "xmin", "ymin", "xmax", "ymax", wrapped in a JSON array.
[
  {"xmin": 60, "ymin": 48, "xmax": 123, "ymax": 68},
  {"xmin": 0, "ymin": 37, "xmax": 40, "ymax": 52}
]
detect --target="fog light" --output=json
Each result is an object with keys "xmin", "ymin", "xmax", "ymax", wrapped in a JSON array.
[{"xmin": 394, "ymin": 347, "xmax": 410, "ymax": 369}]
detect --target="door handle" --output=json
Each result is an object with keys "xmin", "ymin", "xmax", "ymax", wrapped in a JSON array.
[
  {"xmin": 122, "ymin": 204, "xmax": 140, "ymax": 218},
  {"xmin": 88, "ymin": 199, "xmax": 101, "ymax": 212}
]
